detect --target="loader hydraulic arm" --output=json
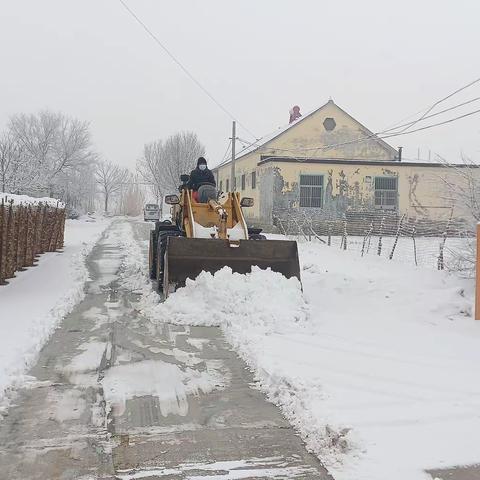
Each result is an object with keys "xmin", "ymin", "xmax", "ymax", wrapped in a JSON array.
[{"xmin": 208, "ymin": 199, "xmax": 228, "ymax": 239}]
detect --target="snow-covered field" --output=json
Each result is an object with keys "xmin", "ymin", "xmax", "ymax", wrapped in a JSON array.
[
  {"xmin": 141, "ymin": 233, "xmax": 480, "ymax": 480},
  {"xmin": 0, "ymin": 214, "xmax": 112, "ymax": 409}
]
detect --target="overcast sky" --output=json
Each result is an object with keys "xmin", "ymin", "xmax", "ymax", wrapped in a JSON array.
[{"xmin": 0, "ymin": 0, "xmax": 479, "ymax": 169}]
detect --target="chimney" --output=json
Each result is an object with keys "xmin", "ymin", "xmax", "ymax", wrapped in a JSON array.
[{"xmin": 397, "ymin": 146, "xmax": 403, "ymax": 162}]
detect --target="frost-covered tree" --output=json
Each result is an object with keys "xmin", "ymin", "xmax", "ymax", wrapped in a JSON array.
[
  {"xmin": 0, "ymin": 110, "xmax": 99, "ymax": 212},
  {"xmin": 0, "ymin": 133, "xmax": 27, "ymax": 192},
  {"xmin": 7, "ymin": 110, "xmax": 97, "ymax": 198},
  {"xmin": 57, "ymin": 163, "xmax": 98, "ymax": 213}
]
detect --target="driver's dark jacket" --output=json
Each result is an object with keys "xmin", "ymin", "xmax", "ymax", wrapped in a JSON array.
[{"xmin": 187, "ymin": 167, "xmax": 216, "ymax": 191}]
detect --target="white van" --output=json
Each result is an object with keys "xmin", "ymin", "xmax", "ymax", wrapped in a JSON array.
[{"xmin": 143, "ymin": 203, "xmax": 160, "ymax": 222}]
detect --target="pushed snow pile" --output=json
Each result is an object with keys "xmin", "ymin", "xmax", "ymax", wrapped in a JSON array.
[
  {"xmin": 150, "ymin": 266, "xmax": 308, "ymax": 332},
  {"xmin": 0, "ymin": 192, "xmax": 64, "ymax": 208}
]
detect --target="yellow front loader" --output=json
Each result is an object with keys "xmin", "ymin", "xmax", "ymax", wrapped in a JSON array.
[{"xmin": 148, "ymin": 179, "xmax": 300, "ymax": 297}]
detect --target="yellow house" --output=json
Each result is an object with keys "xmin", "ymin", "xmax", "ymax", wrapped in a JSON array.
[{"xmin": 213, "ymin": 100, "xmax": 476, "ymax": 231}]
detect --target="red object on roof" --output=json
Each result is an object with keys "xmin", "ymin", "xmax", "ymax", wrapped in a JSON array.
[{"xmin": 289, "ymin": 105, "xmax": 302, "ymax": 123}]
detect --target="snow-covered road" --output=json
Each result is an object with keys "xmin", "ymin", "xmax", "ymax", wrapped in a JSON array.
[{"xmin": 0, "ymin": 219, "xmax": 330, "ymax": 479}]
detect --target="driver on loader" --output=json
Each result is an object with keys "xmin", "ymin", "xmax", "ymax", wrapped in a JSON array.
[{"xmin": 187, "ymin": 157, "xmax": 216, "ymax": 203}]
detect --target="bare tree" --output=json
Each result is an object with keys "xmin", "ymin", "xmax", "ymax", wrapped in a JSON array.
[
  {"xmin": 137, "ymin": 131, "xmax": 205, "ymax": 198},
  {"xmin": 162, "ymin": 132, "xmax": 205, "ymax": 192},
  {"xmin": 442, "ymin": 157, "xmax": 480, "ymax": 222},
  {"xmin": 137, "ymin": 140, "xmax": 164, "ymax": 203},
  {"xmin": 96, "ymin": 160, "xmax": 130, "ymax": 213},
  {"xmin": 434, "ymin": 154, "xmax": 480, "ymax": 277}
]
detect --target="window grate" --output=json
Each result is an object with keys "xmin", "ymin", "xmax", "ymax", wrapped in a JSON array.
[
  {"xmin": 374, "ymin": 176, "xmax": 398, "ymax": 209},
  {"xmin": 299, "ymin": 175, "xmax": 324, "ymax": 208},
  {"xmin": 375, "ymin": 176, "xmax": 397, "ymax": 190}
]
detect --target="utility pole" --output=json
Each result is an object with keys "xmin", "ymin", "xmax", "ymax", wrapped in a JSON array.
[{"xmin": 230, "ymin": 121, "xmax": 236, "ymax": 191}]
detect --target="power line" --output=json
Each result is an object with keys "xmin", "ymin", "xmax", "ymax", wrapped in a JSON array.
[
  {"xmin": 380, "ymin": 107, "xmax": 480, "ymax": 139},
  {"xmin": 214, "ymin": 139, "xmax": 236, "ymax": 169},
  {"xmin": 217, "ymin": 139, "xmax": 232, "ymax": 167},
  {"xmin": 117, "ymin": 0, "xmax": 257, "ymax": 140},
  {"xmin": 306, "ymin": 98, "xmax": 480, "ymax": 153},
  {"xmin": 392, "ymin": 76, "xmax": 480, "ymax": 134},
  {"xmin": 381, "ymin": 96, "xmax": 480, "ymax": 134},
  {"xmin": 378, "ymin": 83, "xmax": 480, "ymax": 134},
  {"xmin": 313, "ymin": 96, "xmax": 480, "ymax": 153}
]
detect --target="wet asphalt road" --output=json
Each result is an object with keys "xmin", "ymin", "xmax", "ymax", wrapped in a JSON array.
[{"xmin": 0, "ymin": 219, "xmax": 332, "ymax": 480}]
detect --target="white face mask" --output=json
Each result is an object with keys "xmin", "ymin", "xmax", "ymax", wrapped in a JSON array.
[{"xmin": 199, "ymin": 164, "xmax": 207, "ymax": 171}]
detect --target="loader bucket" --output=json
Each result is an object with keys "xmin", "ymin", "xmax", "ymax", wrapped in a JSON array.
[{"xmin": 165, "ymin": 237, "xmax": 301, "ymax": 288}]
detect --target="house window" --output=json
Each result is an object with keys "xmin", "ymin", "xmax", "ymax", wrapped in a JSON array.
[
  {"xmin": 219, "ymin": 180, "xmax": 223, "ymax": 192},
  {"xmin": 299, "ymin": 174, "xmax": 324, "ymax": 208},
  {"xmin": 233, "ymin": 177, "xmax": 237, "ymax": 190},
  {"xmin": 226, "ymin": 178, "xmax": 229, "ymax": 192},
  {"xmin": 374, "ymin": 176, "xmax": 398, "ymax": 210},
  {"xmin": 241, "ymin": 174, "xmax": 246, "ymax": 190},
  {"xmin": 251, "ymin": 171, "xmax": 256, "ymax": 189}
]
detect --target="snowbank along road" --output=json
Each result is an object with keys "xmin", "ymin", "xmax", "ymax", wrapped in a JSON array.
[{"xmin": 0, "ymin": 219, "xmax": 331, "ymax": 479}]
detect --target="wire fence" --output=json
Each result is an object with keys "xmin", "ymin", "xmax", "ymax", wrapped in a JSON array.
[
  {"xmin": 273, "ymin": 209, "xmax": 472, "ymax": 271},
  {"xmin": 0, "ymin": 198, "xmax": 66, "ymax": 285}
]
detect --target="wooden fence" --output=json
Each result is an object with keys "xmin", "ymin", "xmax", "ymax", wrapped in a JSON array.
[{"xmin": 0, "ymin": 199, "xmax": 66, "ymax": 285}]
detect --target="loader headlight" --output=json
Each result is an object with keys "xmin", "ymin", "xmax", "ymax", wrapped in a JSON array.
[
  {"xmin": 240, "ymin": 197, "xmax": 254, "ymax": 207},
  {"xmin": 165, "ymin": 194, "xmax": 180, "ymax": 205}
]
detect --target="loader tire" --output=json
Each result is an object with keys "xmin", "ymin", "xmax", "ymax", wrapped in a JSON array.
[
  {"xmin": 156, "ymin": 230, "xmax": 182, "ymax": 293},
  {"xmin": 249, "ymin": 233, "xmax": 266, "ymax": 240},
  {"xmin": 148, "ymin": 230, "xmax": 157, "ymax": 280}
]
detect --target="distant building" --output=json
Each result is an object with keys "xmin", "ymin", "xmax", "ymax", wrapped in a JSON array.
[{"xmin": 213, "ymin": 100, "xmax": 476, "ymax": 231}]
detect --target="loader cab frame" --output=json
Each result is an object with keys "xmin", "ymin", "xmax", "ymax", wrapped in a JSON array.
[{"xmin": 147, "ymin": 175, "xmax": 300, "ymax": 298}]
